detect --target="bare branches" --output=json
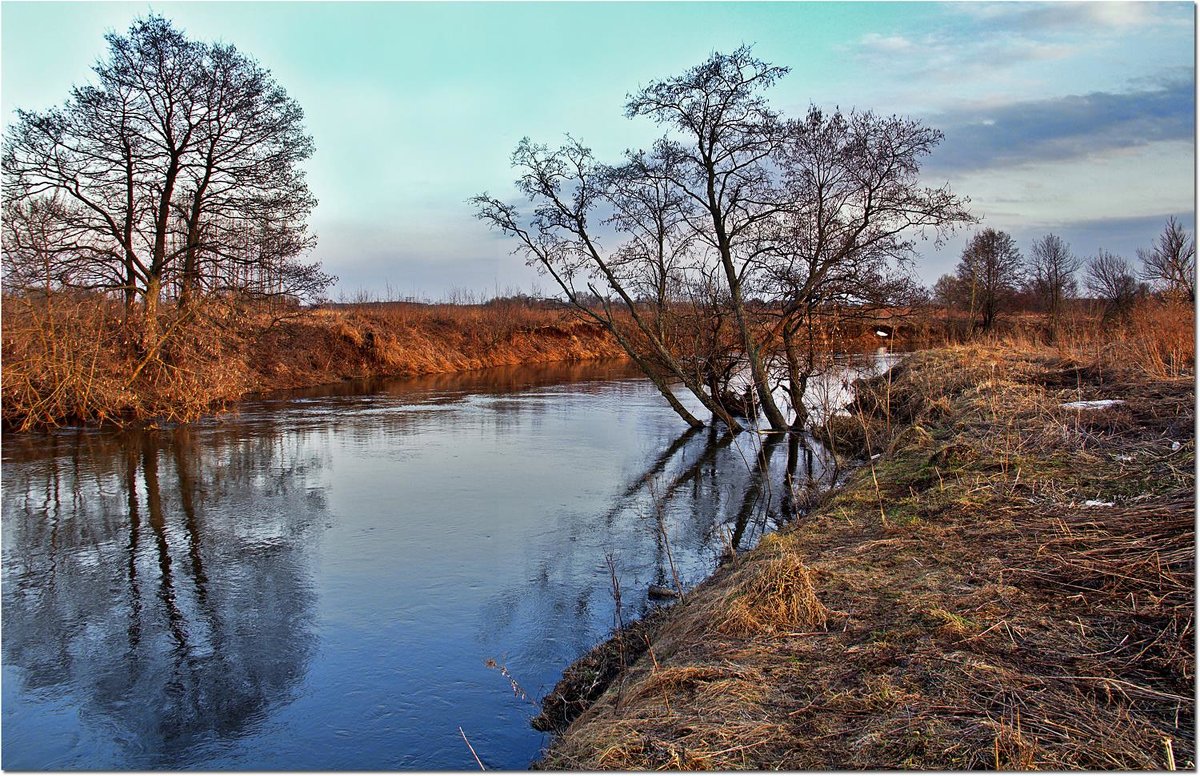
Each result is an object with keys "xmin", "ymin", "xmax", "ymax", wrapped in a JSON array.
[
  {"xmin": 475, "ymin": 47, "xmax": 971, "ymax": 434},
  {"xmin": 1086, "ymin": 250, "xmax": 1142, "ymax": 322},
  {"xmin": 2, "ymin": 14, "xmax": 327, "ymax": 322},
  {"xmin": 1028, "ymin": 234, "xmax": 1082, "ymax": 330},
  {"xmin": 1138, "ymin": 216, "xmax": 1195, "ymax": 303},
  {"xmin": 954, "ymin": 229, "xmax": 1025, "ymax": 332}
]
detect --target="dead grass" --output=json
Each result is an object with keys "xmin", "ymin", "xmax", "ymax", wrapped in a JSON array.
[
  {"xmin": 2, "ymin": 294, "xmax": 623, "ymax": 429},
  {"xmin": 536, "ymin": 342, "xmax": 1195, "ymax": 770},
  {"xmin": 714, "ymin": 536, "xmax": 829, "ymax": 636}
]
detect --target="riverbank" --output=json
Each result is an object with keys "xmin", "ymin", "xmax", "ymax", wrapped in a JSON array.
[
  {"xmin": 534, "ymin": 343, "xmax": 1195, "ymax": 769},
  {"xmin": 1, "ymin": 297, "xmax": 624, "ymax": 429}
]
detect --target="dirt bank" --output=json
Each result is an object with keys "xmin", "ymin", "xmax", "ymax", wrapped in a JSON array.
[
  {"xmin": 535, "ymin": 345, "xmax": 1195, "ymax": 769},
  {"xmin": 1, "ymin": 297, "xmax": 624, "ymax": 429}
]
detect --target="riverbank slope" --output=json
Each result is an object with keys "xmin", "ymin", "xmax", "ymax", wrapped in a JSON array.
[
  {"xmin": 1, "ymin": 297, "xmax": 623, "ymax": 429},
  {"xmin": 536, "ymin": 344, "xmax": 1195, "ymax": 769}
]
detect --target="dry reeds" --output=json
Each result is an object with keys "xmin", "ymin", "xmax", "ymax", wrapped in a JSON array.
[{"xmin": 2, "ymin": 292, "xmax": 623, "ymax": 429}]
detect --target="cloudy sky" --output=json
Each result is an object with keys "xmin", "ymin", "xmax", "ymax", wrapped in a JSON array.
[{"xmin": 3, "ymin": 1, "xmax": 1194, "ymax": 300}]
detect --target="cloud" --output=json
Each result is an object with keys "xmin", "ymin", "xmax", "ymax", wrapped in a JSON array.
[
  {"xmin": 924, "ymin": 79, "xmax": 1196, "ymax": 174},
  {"xmin": 952, "ymin": 2, "xmax": 1165, "ymax": 34},
  {"xmin": 858, "ymin": 32, "xmax": 916, "ymax": 55},
  {"xmin": 852, "ymin": 24, "xmax": 1077, "ymax": 87}
]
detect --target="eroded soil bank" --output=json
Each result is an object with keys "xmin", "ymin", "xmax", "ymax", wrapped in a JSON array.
[{"xmin": 534, "ymin": 345, "xmax": 1195, "ymax": 769}]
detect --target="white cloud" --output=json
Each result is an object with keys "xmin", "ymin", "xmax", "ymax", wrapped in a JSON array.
[{"xmin": 858, "ymin": 32, "xmax": 916, "ymax": 54}]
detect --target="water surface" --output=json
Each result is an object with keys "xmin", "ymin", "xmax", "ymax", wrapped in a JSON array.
[{"xmin": 2, "ymin": 358, "xmax": 868, "ymax": 770}]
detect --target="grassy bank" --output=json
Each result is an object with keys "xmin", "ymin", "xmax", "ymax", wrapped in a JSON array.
[
  {"xmin": 1, "ymin": 295, "xmax": 623, "ymax": 430},
  {"xmin": 535, "ymin": 343, "xmax": 1195, "ymax": 769}
]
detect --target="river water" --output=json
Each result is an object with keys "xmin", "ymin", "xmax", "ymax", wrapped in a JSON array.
[{"xmin": 1, "ymin": 356, "xmax": 883, "ymax": 770}]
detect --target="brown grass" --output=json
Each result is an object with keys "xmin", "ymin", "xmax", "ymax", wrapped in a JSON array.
[
  {"xmin": 2, "ymin": 294, "xmax": 623, "ymax": 429},
  {"xmin": 537, "ymin": 340, "xmax": 1195, "ymax": 770},
  {"xmin": 714, "ymin": 536, "xmax": 829, "ymax": 636}
]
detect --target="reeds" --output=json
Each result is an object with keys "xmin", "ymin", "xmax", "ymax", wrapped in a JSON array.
[{"xmin": 2, "ymin": 292, "xmax": 623, "ymax": 429}]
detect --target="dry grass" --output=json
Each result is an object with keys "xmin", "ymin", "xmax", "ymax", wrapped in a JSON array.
[
  {"xmin": 714, "ymin": 536, "xmax": 829, "ymax": 636},
  {"xmin": 2, "ymin": 293, "xmax": 623, "ymax": 429},
  {"xmin": 537, "ymin": 341, "xmax": 1195, "ymax": 770}
]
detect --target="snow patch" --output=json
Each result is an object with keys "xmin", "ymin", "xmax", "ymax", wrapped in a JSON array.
[{"xmin": 1061, "ymin": 399, "xmax": 1126, "ymax": 410}]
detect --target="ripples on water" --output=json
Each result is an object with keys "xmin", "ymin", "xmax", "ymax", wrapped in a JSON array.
[{"xmin": 1, "ymin": 354, "xmax": 893, "ymax": 769}]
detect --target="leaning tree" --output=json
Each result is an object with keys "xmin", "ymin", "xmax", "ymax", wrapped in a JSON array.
[{"xmin": 476, "ymin": 47, "xmax": 971, "ymax": 432}]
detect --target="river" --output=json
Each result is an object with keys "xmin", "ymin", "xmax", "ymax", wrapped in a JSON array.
[{"xmin": 1, "ymin": 356, "xmax": 886, "ymax": 770}]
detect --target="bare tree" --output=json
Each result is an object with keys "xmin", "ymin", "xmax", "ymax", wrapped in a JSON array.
[
  {"xmin": 471, "ymin": 138, "xmax": 744, "ymax": 431},
  {"xmin": 954, "ymin": 228, "xmax": 1024, "ymax": 332},
  {"xmin": 625, "ymin": 46, "xmax": 794, "ymax": 431},
  {"xmin": 477, "ymin": 48, "xmax": 972, "ymax": 433},
  {"xmin": 1086, "ymin": 249, "xmax": 1142, "ymax": 321},
  {"xmin": 1138, "ymin": 216, "xmax": 1195, "ymax": 303},
  {"xmin": 763, "ymin": 106, "xmax": 971, "ymax": 425},
  {"xmin": 3, "ymin": 15, "xmax": 327, "ymax": 342},
  {"xmin": 1027, "ymin": 233, "xmax": 1082, "ymax": 333}
]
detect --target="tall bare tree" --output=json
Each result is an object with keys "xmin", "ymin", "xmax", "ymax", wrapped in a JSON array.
[
  {"xmin": 476, "ymin": 48, "xmax": 971, "ymax": 433},
  {"xmin": 1027, "ymin": 233, "xmax": 1081, "ymax": 333},
  {"xmin": 625, "ymin": 46, "xmax": 793, "ymax": 431},
  {"xmin": 3, "ymin": 15, "xmax": 326, "ymax": 341},
  {"xmin": 1138, "ymin": 216, "xmax": 1195, "ymax": 303},
  {"xmin": 954, "ymin": 228, "xmax": 1024, "ymax": 332}
]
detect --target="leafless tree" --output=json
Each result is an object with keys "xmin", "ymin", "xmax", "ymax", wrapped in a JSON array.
[
  {"xmin": 954, "ymin": 228, "xmax": 1024, "ymax": 332},
  {"xmin": 1086, "ymin": 249, "xmax": 1142, "ymax": 321},
  {"xmin": 471, "ymin": 138, "xmax": 744, "ymax": 431},
  {"xmin": 625, "ymin": 46, "xmax": 794, "ymax": 431},
  {"xmin": 1138, "ymin": 216, "xmax": 1195, "ymax": 303},
  {"xmin": 3, "ymin": 15, "xmax": 327, "ymax": 342},
  {"xmin": 477, "ymin": 48, "xmax": 972, "ymax": 432},
  {"xmin": 1027, "ymin": 233, "xmax": 1082, "ymax": 333},
  {"xmin": 763, "ymin": 107, "xmax": 971, "ymax": 425}
]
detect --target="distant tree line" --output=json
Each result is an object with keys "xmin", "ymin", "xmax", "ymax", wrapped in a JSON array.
[
  {"xmin": 933, "ymin": 216, "xmax": 1195, "ymax": 334},
  {"xmin": 475, "ymin": 47, "xmax": 973, "ymax": 432},
  {"xmin": 2, "ymin": 16, "xmax": 332, "ymax": 342}
]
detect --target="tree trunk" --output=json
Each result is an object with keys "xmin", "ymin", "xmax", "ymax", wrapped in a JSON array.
[
  {"xmin": 782, "ymin": 323, "xmax": 810, "ymax": 430},
  {"xmin": 718, "ymin": 248, "xmax": 790, "ymax": 431}
]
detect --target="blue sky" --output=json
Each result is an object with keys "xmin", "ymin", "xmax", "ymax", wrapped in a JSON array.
[{"xmin": 2, "ymin": 1, "xmax": 1195, "ymax": 299}]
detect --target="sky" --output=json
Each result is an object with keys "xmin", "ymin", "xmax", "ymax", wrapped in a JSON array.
[{"xmin": 2, "ymin": 1, "xmax": 1195, "ymax": 300}]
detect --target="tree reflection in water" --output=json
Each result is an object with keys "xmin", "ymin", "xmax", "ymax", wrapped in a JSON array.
[
  {"xmin": 1, "ymin": 355, "xmax": 889, "ymax": 770},
  {"xmin": 2, "ymin": 425, "xmax": 326, "ymax": 768},
  {"xmin": 476, "ymin": 418, "xmax": 841, "ymax": 676}
]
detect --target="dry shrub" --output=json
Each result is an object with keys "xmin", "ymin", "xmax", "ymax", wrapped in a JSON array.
[
  {"xmin": 4, "ymin": 293, "xmax": 624, "ymax": 429},
  {"xmin": 2, "ymin": 293, "xmax": 250, "ymax": 428},
  {"xmin": 1123, "ymin": 298, "xmax": 1195, "ymax": 378},
  {"xmin": 994, "ymin": 298, "xmax": 1194, "ymax": 381},
  {"xmin": 2, "ymin": 293, "xmax": 130, "ymax": 428},
  {"xmin": 715, "ymin": 541, "xmax": 828, "ymax": 636}
]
